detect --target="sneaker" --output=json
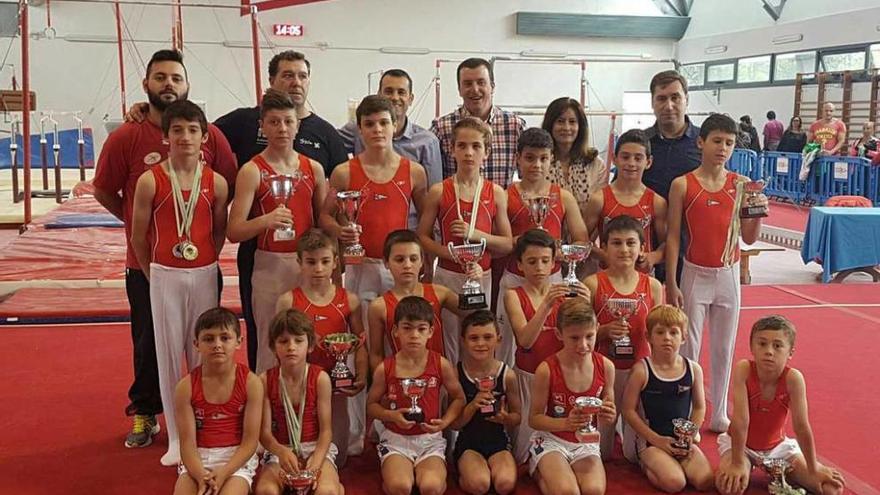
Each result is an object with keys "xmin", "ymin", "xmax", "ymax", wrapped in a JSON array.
[{"xmin": 125, "ymin": 414, "xmax": 160, "ymax": 448}]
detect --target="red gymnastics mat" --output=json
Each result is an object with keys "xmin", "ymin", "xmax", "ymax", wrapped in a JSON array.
[
  {"xmin": 2, "ymin": 283, "xmax": 877, "ymax": 495},
  {"xmin": 765, "ymin": 200, "xmax": 810, "ymax": 233},
  {"xmin": 0, "ymin": 287, "xmax": 243, "ymax": 324},
  {"xmin": 0, "ymin": 197, "xmax": 239, "ymax": 285}
]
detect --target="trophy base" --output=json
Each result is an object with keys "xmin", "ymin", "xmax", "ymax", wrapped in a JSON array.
[
  {"xmin": 479, "ymin": 402, "xmax": 500, "ymax": 418},
  {"xmin": 331, "ymin": 376, "xmax": 354, "ymax": 390},
  {"xmin": 274, "ymin": 229, "xmax": 296, "ymax": 242},
  {"xmin": 343, "ymin": 254, "xmax": 364, "ymax": 265},
  {"xmin": 459, "ymin": 292, "xmax": 487, "ymax": 310},
  {"xmin": 740, "ymin": 206, "xmax": 769, "ymax": 218},
  {"xmin": 403, "ymin": 411, "xmax": 425, "ymax": 423},
  {"xmin": 610, "ymin": 345, "xmax": 634, "ymax": 360},
  {"xmin": 574, "ymin": 430, "xmax": 600, "ymax": 444}
]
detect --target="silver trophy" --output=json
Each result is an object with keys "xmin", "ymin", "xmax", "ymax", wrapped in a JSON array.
[
  {"xmin": 281, "ymin": 468, "xmax": 320, "ymax": 495},
  {"xmin": 475, "ymin": 375, "xmax": 499, "ymax": 417},
  {"xmin": 762, "ymin": 457, "xmax": 805, "ymax": 495},
  {"xmin": 268, "ymin": 172, "xmax": 301, "ymax": 241},
  {"xmin": 321, "ymin": 333, "xmax": 362, "ymax": 391},
  {"xmin": 606, "ymin": 297, "xmax": 640, "ymax": 359},
  {"xmin": 573, "ymin": 396, "xmax": 603, "ymax": 443},
  {"xmin": 448, "ymin": 238, "xmax": 488, "ymax": 310},
  {"xmin": 336, "ymin": 190, "xmax": 365, "ymax": 264},
  {"xmin": 560, "ymin": 244, "xmax": 591, "ymax": 297},
  {"xmin": 526, "ymin": 195, "xmax": 552, "ymax": 230},
  {"xmin": 671, "ymin": 418, "xmax": 698, "ymax": 456},
  {"xmin": 400, "ymin": 378, "xmax": 428, "ymax": 423},
  {"xmin": 740, "ymin": 180, "xmax": 769, "ymax": 219}
]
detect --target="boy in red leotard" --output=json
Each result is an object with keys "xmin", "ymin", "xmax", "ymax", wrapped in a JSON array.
[
  {"xmin": 130, "ymin": 101, "xmax": 229, "ymax": 466},
  {"xmin": 500, "ymin": 229, "xmax": 591, "ymax": 463},
  {"xmin": 366, "ymin": 296, "xmax": 466, "ymax": 495},
  {"xmin": 319, "ymin": 95, "xmax": 428, "ymax": 455},
  {"xmin": 227, "ymin": 89, "xmax": 327, "ymax": 374},
  {"xmin": 173, "ymin": 308, "xmax": 262, "ymax": 495},
  {"xmin": 527, "ymin": 298, "xmax": 616, "ymax": 495},
  {"xmin": 254, "ymin": 309, "xmax": 343, "ymax": 495},
  {"xmin": 666, "ymin": 113, "xmax": 767, "ymax": 433},
  {"xmin": 417, "ymin": 117, "xmax": 513, "ymax": 365},
  {"xmin": 584, "ymin": 129, "xmax": 667, "ymax": 274},
  {"xmin": 275, "ymin": 229, "xmax": 366, "ymax": 468},
  {"xmin": 716, "ymin": 315, "xmax": 844, "ymax": 495}
]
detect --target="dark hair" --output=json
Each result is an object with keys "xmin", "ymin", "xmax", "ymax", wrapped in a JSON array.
[
  {"xmin": 517, "ymin": 127, "xmax": 554, "ymax": 153},
  {"xmin": 750, "ymin": 314, "xmax": 796, "ymax": 347},
  {"xmin": 456, "ymin": 57, "xmax": 494, "ymax": 87},
  {"xmin": 356, "ymin": 95, "xmax": 397, "ymax": 125},
  {"xmin": 379, "ymin": 69, "xmax": 413, "ymax": 94},
  {"xmin": 383, "ymin": 229, "xmax": 422, "ymax": 261},
  {"xmin": 194, "ymin": 307, "xmax": 239, "ymax": 338},
  {"xmin": 699, "ymin": 113, "xmax": 738, "ymax": 140},
  {"xmin": 514, "ymin": 228, "xmax": 557, "ymax": 261},
  {"xmin": 556, "ymin": 298, "xmax": 597, "ymax": 331},
  {"xmin": 460, "ymin": 310, "xmax": 497, "ymax": 337},
  {"xmin": 601, "ymin": 215, "xmax": 645, "ymax": 245},
  {"xmin": 268, "ymin": 309, "xmax": 316, "ymax": 350},
  {"xmin": 650, "ymin": 70, "xmax": 688, "ymax": 96},
  {"xmin": 740, "ymin": 115, "xmax": 752, "ymax": 126},
  {"xmin": 453, "ymin": 116, "xmax": 493, "ymax": 148},
  {"xmin": 268, "ymin": 50, "xmax": 310, "ymax": 78},
  {"xmin": 541, "ymin": 97, "xmax": 599, "ymax": 164},
  {"xmin": 161, "ymin": 100, "xmax": 207, "ymax": 136},
  {"xmin": 260, "ymin": 88, "xmax": 296, "ymax": 119},
  {"xmin": 146, "ymin": 49, "xmax": 187, "ymax": 79},
  {"xmin": 614, "ymin": 128, "xmax": 652, "ymax": 157},
  {"xmin": 767, "ymin": 110, "xmax": 776, "ymax": 120},
  {"xmin": 393, "ymin": 296, "xmax": 434, "ymax": 326},
  {"xmin": 296, "ymin": 229, "xmax": 336, "ymax": 258},
  {"xmin": 788, "ymin": 116, "xmax": 803, "ymax": 132}
]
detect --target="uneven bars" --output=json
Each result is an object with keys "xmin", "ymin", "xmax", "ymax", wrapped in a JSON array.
[
  {"xmin": 47, "ymin": 0, "xmax": 250, "ymax": 8},
  {"xmin": 21, "ymin": 0, "xmax": 32, "ymax": 225}
]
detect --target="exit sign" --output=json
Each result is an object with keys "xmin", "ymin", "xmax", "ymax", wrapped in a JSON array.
[{"xmin": 273, "ymin": 24, "xmax": 304, "ymax": 37}]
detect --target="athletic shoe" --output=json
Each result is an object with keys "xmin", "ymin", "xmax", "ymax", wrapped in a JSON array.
[{"xmin": 125, "ymin": 414, "xmax": 160, "ymax": 448}]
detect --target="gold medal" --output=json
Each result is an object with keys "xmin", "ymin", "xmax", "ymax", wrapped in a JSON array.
[{"xmin": 181, "ymin": 241, "xmax": 199, "ymax": 261}]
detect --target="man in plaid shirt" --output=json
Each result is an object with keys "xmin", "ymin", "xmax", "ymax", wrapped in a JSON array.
[{"xmin": 431, "ymin": 58, "xmax": 525, "ymax": 188}]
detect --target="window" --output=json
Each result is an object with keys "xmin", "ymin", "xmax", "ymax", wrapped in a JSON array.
[
  {"xmin": 820, "ymin": 50, "xmax": 866, "ymax": 72},
  {"xmin": 870, "ymin": 44, "xmax": 880, "ymax": 68},
  {"xmin": 737, "ymin": 55, "xmax": 771, "ymax": 83},
  {"xmin": 621, "ymin": 92, "xmax": 653, "ymax": 133},
  {"xmin": 774, "ymin": 51, "xmax": 816, "ymax": 80},
  {"xmin": 680, "ymin": 63, "xmax": 705, "ymax": 87},
  {"xmin": 706, "ymin": 63, "xmax": 735, "ymax": 83}
]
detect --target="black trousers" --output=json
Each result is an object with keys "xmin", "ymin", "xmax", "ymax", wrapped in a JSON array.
[
  {"xmin": 124, "ymin": 268, "xmax": 163, "ymax": 416},
  {"xmin": 237, "ymin": 238, "xmax": 259, "ymax": 371}
]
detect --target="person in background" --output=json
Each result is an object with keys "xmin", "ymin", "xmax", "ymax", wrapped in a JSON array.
[
  {"xmin": 776, "ymin": 116, "xmax": 807, "ymax": 153},
  {"xmin": 739, "ymin": 116, "xmax": 761, "ymax": 154},
  {"xmin": 849, "ymin": 121, "xmax": 879, "ymax": 162},
  {"xmin": 762, "ymin": 111, "xmax": 784, "ymax": 151},
  {"xmin": 808, "ymin": 102, "xmax": 847, "ymax": 156}
]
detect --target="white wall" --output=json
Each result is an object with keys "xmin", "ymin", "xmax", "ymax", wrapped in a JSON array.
[
  {"xmin": 0, "ymin": 0, "xmax": 676, "ymax": 155},
  {"xmin": 676, "ymin": 3, "xmax": 880, "ymax": 138}
]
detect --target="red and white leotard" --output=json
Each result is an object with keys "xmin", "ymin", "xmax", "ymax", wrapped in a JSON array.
[
  {"xmin": 437, "ymin": 177, "xmax": 495, "ymax": 272},
  {"xmin": 266, "ymin": 363, "xmax": 321, "ymax": 445},
  {"xmin": 348, "ymin": 156, "xmax": 412, "ymax": 259},
  {"xmin": 544, "ymin": 352, "xmax": 606, "ymax": 443},
  {"xmin": 514, "ymin": 286, "xmax": 562, "ymax": 374},
  {"xmin": 683, "ymin": 171, "xmax": 739, "ymax": 267},
  {"xmin": 190, "ymin": 362, "xmax": 249, "ymax": 448},
  {"xmin": 382, "ymin": 351, "xmax": 443, "ymax": 436},
  {"xmin": 250, "ymin": 154, "xmax": 316, "ymax": 252},
  {"xmin": 149, "ymin": 165, "xmax": 216, "ymax": 268},
  {"xmin": 746, "ymin": 361, "xmax": 791, "ymax": 451},
  {"xmin": 290, "ymin": 287, "xmax": 352, "ymax": 372},
  {"xmin": 382, "ymin": 284, "xmax": 444, "ymax": 356},
  {"xmin": 593, "ymin": 271, "xmax": 654, "ymax": 369}
]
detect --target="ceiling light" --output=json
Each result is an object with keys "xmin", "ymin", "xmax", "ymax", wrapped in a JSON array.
[
  {"xmin": 772, "ymin": 33, "xmax": 803, "ymax": 45},
  {"xmin": 705, "ymin": 45, "xmax": 728, "ymax": 55}
]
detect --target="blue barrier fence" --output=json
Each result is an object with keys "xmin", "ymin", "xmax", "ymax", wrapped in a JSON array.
[{"xmin": 728, "ymin": 149, "xmax": 878, "ymax": 206}]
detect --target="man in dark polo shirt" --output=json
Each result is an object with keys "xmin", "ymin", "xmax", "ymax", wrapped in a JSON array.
[
  {"xmin": 641, "ymin": 70, "xmax": 701, "ymax": 283},
  {"xmin": 213, "ymin": 51, "xmax": 348, "ymax": 372}
]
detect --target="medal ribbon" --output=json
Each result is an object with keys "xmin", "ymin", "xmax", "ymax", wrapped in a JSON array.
[
  {"xmin": 280, "ymin": 365, "xmax": 309, "ymax": 458},
  {"xmin": 168, "ymin": 159, "xmax": 203, "ymax": 243},
  {"xmin": 453, "ymin": 176, "xmax": 482, "ymax": 242},
  {"xmin": 722, "ymin": 178, "xmax": 745, "ymax": 267}
]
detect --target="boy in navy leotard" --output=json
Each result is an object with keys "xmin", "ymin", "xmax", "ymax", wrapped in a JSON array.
[
  {"xmin": 621, "ymin": 304, "xmax": 714, "ymax": 492},
  {"xmin": 449, "ymin": 310, "xmax": 521, "ymax": 495}
]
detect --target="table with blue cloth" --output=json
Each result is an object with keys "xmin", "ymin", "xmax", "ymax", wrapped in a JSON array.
[{"xmin": 801, "ymin": 207, "xmax": 880, "ymax": 283}]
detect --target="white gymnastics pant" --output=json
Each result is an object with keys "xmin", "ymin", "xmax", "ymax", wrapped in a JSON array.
[
  {"xmin": 150, "ymin": 262, "xmax": 218, "ymax": 462},
  {"xmin": 433, "ymin": 265, "xmax": 492, "ymax": 366},
  {"xmin": 252, "ymin": 249, "xmax": 301, "ymax": 374},
  {"xmin": 680, "ymin": 259, "xmax": 740, "ymax": 427}
]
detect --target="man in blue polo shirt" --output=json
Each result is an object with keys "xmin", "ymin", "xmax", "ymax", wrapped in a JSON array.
[{"xmin": 642, "ymin": 70, "xmax": 701, "ymax": 283}]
